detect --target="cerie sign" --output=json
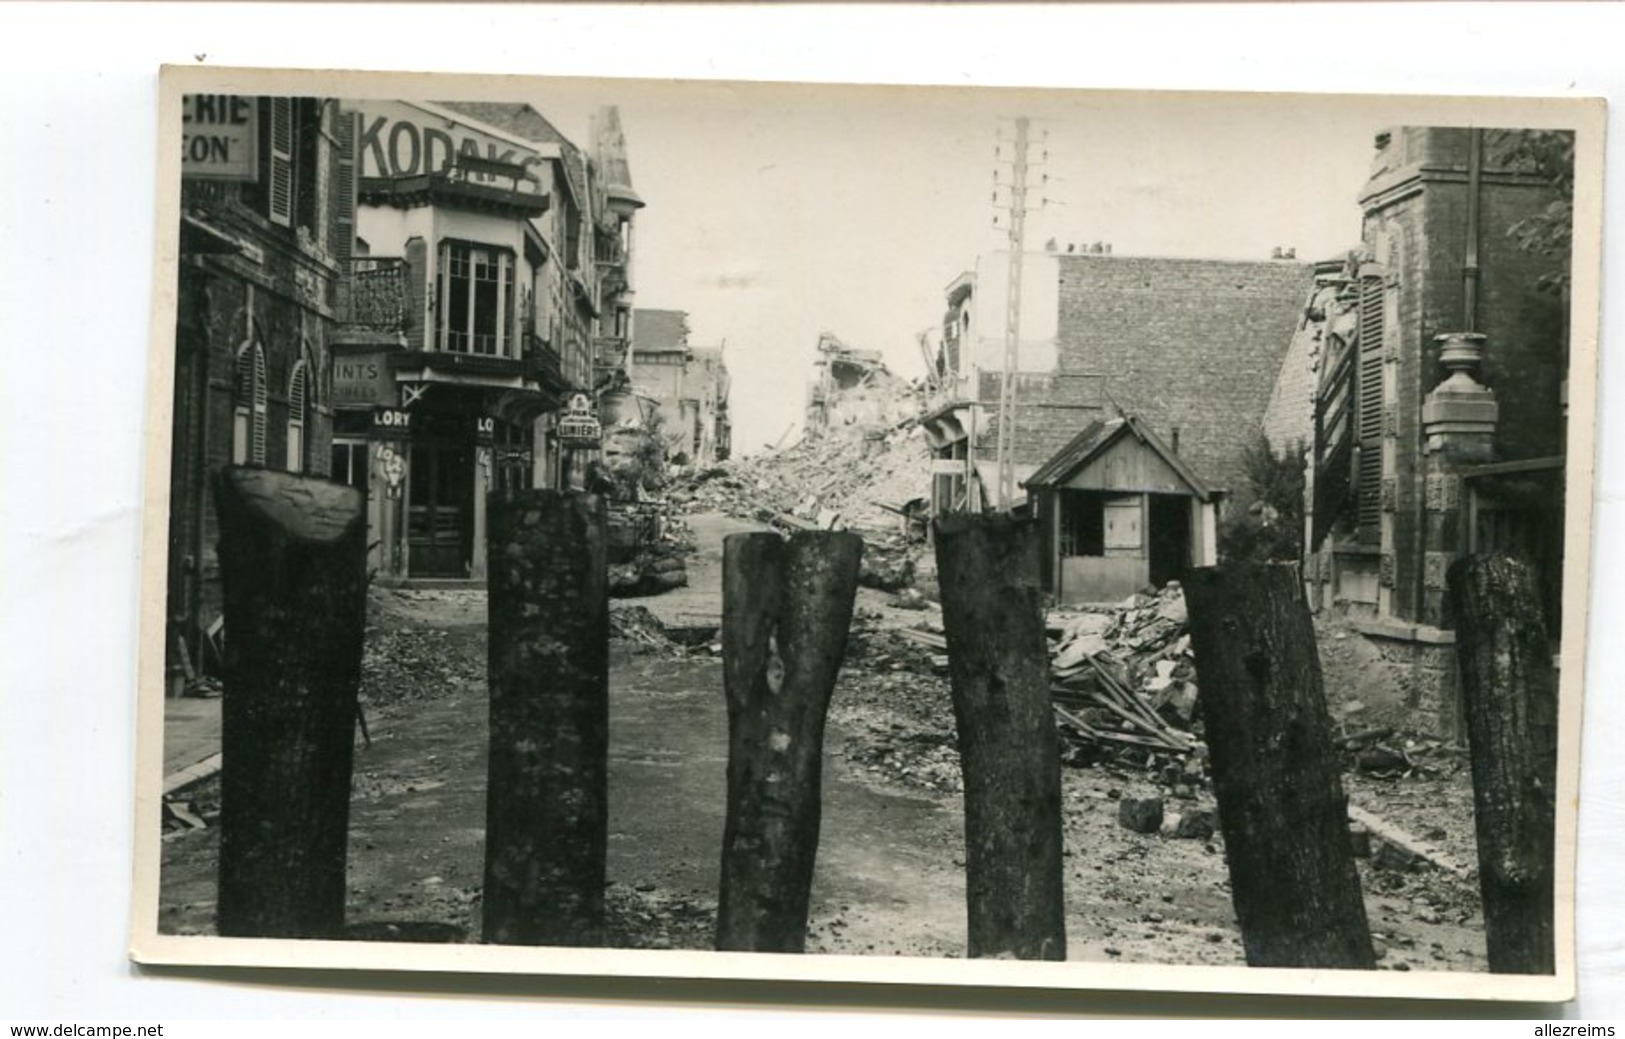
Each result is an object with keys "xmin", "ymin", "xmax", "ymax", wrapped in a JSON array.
[
  {"xmin": 353, "ymin": 101, "xmax": 543, "ymax": 186},
  {"xmin": 182, "ymin": 95, "xmax": 257, "ymax": 182}
]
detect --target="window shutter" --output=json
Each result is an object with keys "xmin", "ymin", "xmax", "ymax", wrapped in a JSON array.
[
  {"xmin": 1355, "ymin": 268, "xmax": 1386, "ymax": 538},
  {"xmin": 269, "ymin": 98, "xmax": 294, "ymax": 227},
  {"xmin": 287, "ymin": 360, "xmax": 308, "ymax": 472},
  {"xmin": 232, "ymin": 345, "xmax": 254, "ymax": 465},
  {"xmin": 333, "ymin": 108, "xmax": 357, "ymax": 270},
  {"xmin": 1310, "ymin": 331, "xmax": 1356, "ymax": 550},
  {"xmin": 252, "ymin": 345, "xmax": 268, "ymax": 464}
]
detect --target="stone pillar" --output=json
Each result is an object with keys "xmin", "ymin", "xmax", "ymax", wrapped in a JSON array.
[{"xmin": 1419, "ymin": 332, "xmax": 1500, "ymax": 731}]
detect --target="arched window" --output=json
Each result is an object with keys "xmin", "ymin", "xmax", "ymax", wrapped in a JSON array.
[
  {"xmin": 232, "ymin": 341, "xmax": 268, "ymax": 465},
  {"xmin": 286, "ymin": 357, "xmax": 309, "ymax": 473}
]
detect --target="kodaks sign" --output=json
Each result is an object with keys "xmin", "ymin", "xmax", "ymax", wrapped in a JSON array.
[
  {"xmin": 354, "ymin": 102, "xmax": 544, "ymax": 186},
  {"xmin": 182, "ymin": 94, "xmax": 257, "ymax": 181}
]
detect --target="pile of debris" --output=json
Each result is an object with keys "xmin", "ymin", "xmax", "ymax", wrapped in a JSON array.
[
  {"xmin": 1048, "ymin": 582, "xmax": 1200, "ymax": 757},
  {"xmin": 609, "ymin": 540, "xmax": 689, "ymax": 598},
  {"xmin": 883, "ymin": 581, "xmax": 1200, "ymax": 769},
  {"xmin": 673, "ymin": 419, "xmax": 932, "ymax": 537}
]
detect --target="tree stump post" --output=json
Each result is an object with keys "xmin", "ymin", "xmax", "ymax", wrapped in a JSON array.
[
  {"xmin": 716, "ymin": 530, "xmax": 863, "ymax": 953},
  {"xmin": 1183, "ymin": 563, "xmax": 1375, "ymax": 969},
  {"xmin": 213, "ymin": 468, "xmax": 368, "ymax": 939},
  {"xmin": 483, "ymin": 490, "xmax": 610, "ymax": 946},
  {"xmin": 1447, "ymin": 554, "xmax": 1558, "ymax": 974},
  {"xmin": 933, "ymin": 513, "xmax": 1066, "ymax": 961}
]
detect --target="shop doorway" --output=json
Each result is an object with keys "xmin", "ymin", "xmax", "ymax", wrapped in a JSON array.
[{"xmin": 408, "ymin": 441, "xmax": 474, "ymax": 577}]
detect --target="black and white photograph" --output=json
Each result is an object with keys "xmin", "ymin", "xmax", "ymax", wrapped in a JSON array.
[{"xmin": 130, "ymin": 65, "xmax": 1602, "ymax": 1002}]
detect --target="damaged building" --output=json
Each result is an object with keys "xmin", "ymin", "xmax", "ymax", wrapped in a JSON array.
[
  {"xmin": 630, "ymin": 308, "xmax": 732, "ymax": 467},
  {"xmin": 922, "ymin": 247, "xmax": 1312, "ymax": 603},
  {"xmin": 806, "ymin": 331, "xmax": 919, "ymax": 438},
  {"xmin": 1271, "ymin": 127, "xmax": 1572, "ymax": 732}
]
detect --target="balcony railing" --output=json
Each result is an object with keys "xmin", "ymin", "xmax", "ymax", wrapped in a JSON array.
[
  {"xmin": 524, "ymin": 332, "xmax": 568, "ymax": 393},
  {"xmin": 344, "ymin": 258, "xmax": 410, "ymax": 331}
]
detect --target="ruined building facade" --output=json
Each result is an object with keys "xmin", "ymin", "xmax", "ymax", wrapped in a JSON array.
[
  {"xmin": 630, "ymin": 308, "xmax": 732, "ymax": 467},
  {"xmin": 1289, "ymin": 127, "xmax": 1571, "ymax": 731},
  {"xmin": 922, "ymin": 249, "xmax": 1310, "ymax": 604}
]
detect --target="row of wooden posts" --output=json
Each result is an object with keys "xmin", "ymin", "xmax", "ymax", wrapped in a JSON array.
[{"xmin": 211, "ymin": 468, "xmax": 1557, "ymax": 973}]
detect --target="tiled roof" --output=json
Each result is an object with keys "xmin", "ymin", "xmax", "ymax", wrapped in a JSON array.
[
  {"xmin": 435, "ymin": 101, "xmax": 572, "ymax": 147},
  {"xmin": 632, "ymin": 309, "xmax": 690, "ymax": 354}
]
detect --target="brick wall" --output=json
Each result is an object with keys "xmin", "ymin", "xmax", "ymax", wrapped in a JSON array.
[
  {"xmin": 1052, "ymin": 255, "xmax": 1313, "ymax": 496},
  {"xmin": 1363, "ymin": 127, "xmax": 1569, "ymax": 625},
  {"xmin": 167, "ymin": 186, "xmax": 342, "ymax": 671}
]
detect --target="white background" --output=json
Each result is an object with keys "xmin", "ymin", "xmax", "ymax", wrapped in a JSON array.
[{"xmin": 2, "ymin": 3, "xmax": 1621, "ymax": 1024}]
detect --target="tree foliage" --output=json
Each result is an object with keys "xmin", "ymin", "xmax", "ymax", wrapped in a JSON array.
[
  {"xmin": 1217, "ymin": 435, "xmax": 1306, "ymax": 565},
  {"xmin": 1490, "ymin": 129, "xmax": 1575, "ymax": 296}
]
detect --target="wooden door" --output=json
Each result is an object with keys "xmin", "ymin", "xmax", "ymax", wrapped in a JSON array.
[{"xmin": 407, "ymin": 441, "xmax": 473, "ymax": 577}]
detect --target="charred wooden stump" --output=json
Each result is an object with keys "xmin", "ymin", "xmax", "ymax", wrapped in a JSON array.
[
  {"xmin": 933, "ymin": 513, "xmax": 1066, "ymax": 961},
  {"xmin": 1183, "ymin": 563, "xmax": 1375, "ymax": 969},
  {"xmin": 716, "ymin": 530, "xmax": 863, "ymax": 952},
  {"xmin": 213, "ymin": 467, "xmax": 367, "ymax": 939},
  {"xmin": 1447, "ymin": 554, "xmax": 1558, "ymax": 974},
  {"xmin": 482, "ymin": 490, "xmax": 610, "ymax": 946}
]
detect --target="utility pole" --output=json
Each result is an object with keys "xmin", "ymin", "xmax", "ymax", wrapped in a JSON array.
[{"xmin": 994, "ymin": 117, "xmax": 1032, "ymax": 512}]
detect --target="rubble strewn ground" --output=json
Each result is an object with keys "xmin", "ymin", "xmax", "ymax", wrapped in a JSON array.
[
  {"xmin": 161, "ymin": 403, "xmax": 1491, "ymax": 969},
  {"xmin": 160, "ymin": 557, "xmax": 1488, "ymax": 969}
]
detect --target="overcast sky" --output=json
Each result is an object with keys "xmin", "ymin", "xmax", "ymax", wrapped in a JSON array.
[{"xmin": 522, "ymin": 82, "xmax": 1547, "ymax": 456}]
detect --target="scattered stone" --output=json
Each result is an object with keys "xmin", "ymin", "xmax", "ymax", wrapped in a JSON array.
[
  {"xmin": 1118, "ymin": 797, "xmax": 1164, "ymax": 834},
  {"xmin": 1172, "ymin": 809, "xmax": 1216, "ymax": 841},
  {"xmin": 1374, "ymin": 840, "xmax": 1420, "ymax": 873}
]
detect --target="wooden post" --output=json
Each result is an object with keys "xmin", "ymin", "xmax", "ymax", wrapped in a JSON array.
[
  {"xmin": 1183, "ymin": 563, "xmax": 1375, "ymax": 969},
  {"xmin": 483, "ymin": 490, "xmax": 610, "ymax": 946},
  {"xmin": 213, "ymin": 467, "xmax": 367, "ymax": 939},
  {"xmin": 716, "ymin": 531, "xmax": 862, "ymax": 952},
  {"xmin": 1447, "ymin": 554, "xmax": 1558, "ymax": 974},
  {"xmin": 933, "ymin": 513, "xmax": 1066, "ymax": 961}
]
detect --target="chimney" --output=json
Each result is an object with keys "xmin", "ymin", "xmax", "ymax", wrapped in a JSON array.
[
  {"xmin": 1271, "ymin": 246, "xmax": 1283, "ymax": 260},
  {"xmin": 1104, "ymin": 243, "xmax": 1112, "ymax": 255},
  {"xmin": 1284, "ymin": 246, "xmax": 1297, "ymax": 260}
]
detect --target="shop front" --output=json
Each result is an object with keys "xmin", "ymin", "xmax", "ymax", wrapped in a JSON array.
[{"xmin": 333, "ymin": 379, "xmax": 543, "ymax": 582}]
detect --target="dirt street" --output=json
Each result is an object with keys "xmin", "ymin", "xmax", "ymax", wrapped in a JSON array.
[{"xmin": 159, "ymin": 511, "xmax": 1489, "ymax": 970}]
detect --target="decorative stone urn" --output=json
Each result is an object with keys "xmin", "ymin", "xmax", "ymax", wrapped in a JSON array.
[{"xmin": 1422, "ymin": 331, "xmax": 1498, "ymax": 460}]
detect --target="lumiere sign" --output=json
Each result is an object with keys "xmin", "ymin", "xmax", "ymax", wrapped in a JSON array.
[
  {"xmin": 181, "ymin": 95, "xmax": 258, "ymax": 181},
  {"xmin": 556, "ymin": 393, "xmax": 603, "ymax": 446}
]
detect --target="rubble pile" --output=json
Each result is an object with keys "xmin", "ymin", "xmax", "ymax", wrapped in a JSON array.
[
  {"xmin": 609, "ymin": 540, "xmax": 690, "ymax": 598},
  {"xmin": 1048, "ymin": 582, "xmax": 1201, "ymax": 762},
  {"xmin": 673, "ymin": 420, "xmax": 933, "ymax": 536},
  {"xmin": 360, "ymin": 627, "xmax": 486, "ymax": 711},
  {"xmin": 832, "ymin": 608, "xmax": 961, "ymax": 794}
]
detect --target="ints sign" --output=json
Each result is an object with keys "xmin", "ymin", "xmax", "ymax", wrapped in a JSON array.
[
  {"xmin": 333, "ymin": 354, "xmax": 393, "ymax": 407},
  {"xmin": 182, "ymin": 95, "xmax": 258, "ymax": 181},
  {"xmin": 353, "ymin": 101, "xmax": 543, "ymax": 185}
]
